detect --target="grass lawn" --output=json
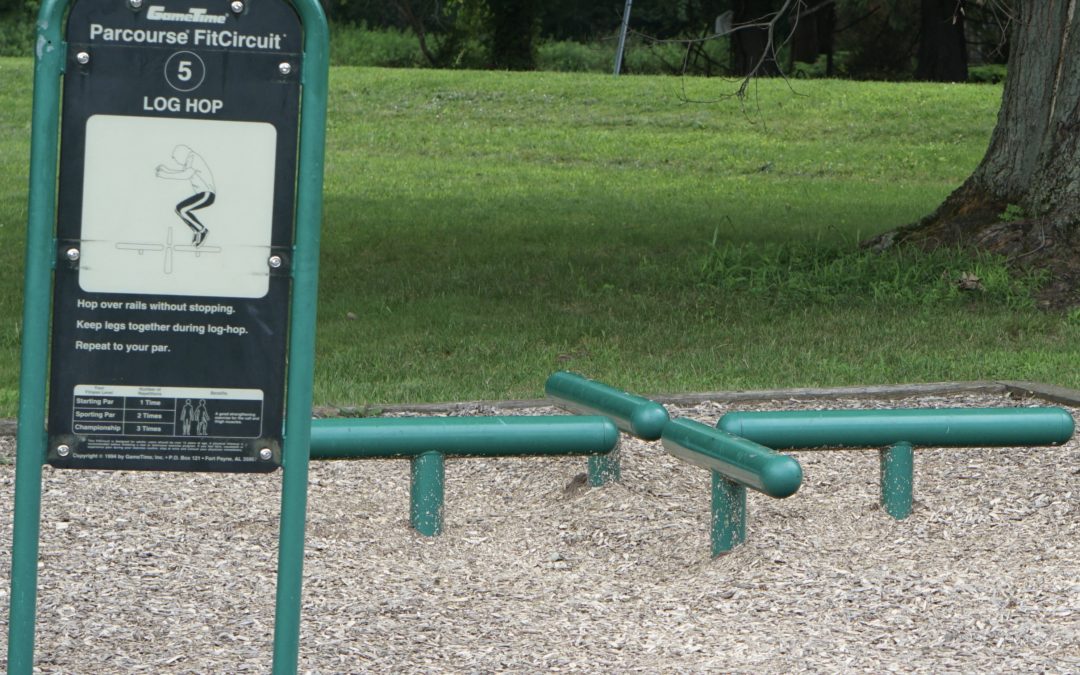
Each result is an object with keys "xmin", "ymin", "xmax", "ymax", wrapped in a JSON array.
[{"xmin": 0, "ymin": 59, "xmax": 1076, "ymax": 412}]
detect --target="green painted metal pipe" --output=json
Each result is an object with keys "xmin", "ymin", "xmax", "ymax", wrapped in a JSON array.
[
  {"xmin": 310, "ymin": 415, "xmax": 620, "ymax": 459},
  {"xmin": 411, "ymin": 451, "xmax": 445, "ymax": 536},
  {"xmin": 271, "ymin": 0, "xmax": 329, "ymax": 672},
  {"xmin": 8, "ymin": 1, "xmax": 66, "ymax": 671},
  {"xmin": 661, "ymin": 418, "xmax": 803, "ymax": 498},
  {"xmin": 711, "ymin": 473, "xmax": 747, "ymax": 556},
  {"xmin": 588, "ymin": 448, "xmax": 621, "ymax": 486},
  {"xmin": 718, "ymin": 407, "xmax": 1075, "ymax": 449},
  {"xmin": 545, "ymin": 371, "xmax": 669, "ymax": 440},
  {"xmin": 880, "ymin": 442, "xmax": 914, "ymax": 519}
]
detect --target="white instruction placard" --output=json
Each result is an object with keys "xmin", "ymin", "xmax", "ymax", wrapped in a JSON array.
[{"xmin": 78, "ymin": 115, "xmax": 277, "ymax": 298}]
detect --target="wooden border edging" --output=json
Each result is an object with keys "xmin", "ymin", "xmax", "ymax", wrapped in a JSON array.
[
  {"xmin": 327, "ymin": 380, "xmax": 1080, "ymax": 416},
  {"xmin": 1, "ymin": 381, "xmax": 1078, "ymax": 435},
  {"xmin": 998, "ymin": 381, "xmax": 1080, "ymax": 406}
]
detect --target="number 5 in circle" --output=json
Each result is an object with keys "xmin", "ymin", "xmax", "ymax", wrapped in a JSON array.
[{"xmin": 165, "ymin": 51, "xmax": 206, "ymax": 93}]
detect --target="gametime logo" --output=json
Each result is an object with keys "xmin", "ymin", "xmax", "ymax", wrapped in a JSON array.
[{"xmin": 146, "ymin": 6, "xmax": 228, "ymax": 24}]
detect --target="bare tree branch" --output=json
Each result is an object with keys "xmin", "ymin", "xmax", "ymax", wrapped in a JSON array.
[
  {"xmin": 631, "ymin": 0, "xmax": 802, "ymax": 104},
  {"xmin": 393, "ymin": 0, "xmax": 439, "ymax": 67}
]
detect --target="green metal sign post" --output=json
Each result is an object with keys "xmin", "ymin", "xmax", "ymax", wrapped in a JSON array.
[{"xmin": 7, "ymin": 0, "xmax": 327, "ymax": 671}]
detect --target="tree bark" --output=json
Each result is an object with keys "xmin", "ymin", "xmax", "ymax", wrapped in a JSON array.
[
  {"xmin": 869, "ymin": 1, "xmax": 1080, "ymax": 307},
  {"xmin": 915, "ymin": 0, "xmax": 968, "ymax": 81},
  {"xmin": 731, "ymin": 0, "xmax": 783, "ymax": 76},
  {"xmin": 789, "ymin": 1, "xmax": 836, "ymax": 70},
  {"xmin": 393, "ymin": 0, "xmax": 439, "ymax": 67},
  {"xmin": 487, "ymin": 0, "xmax": 540, "ymax": 70}
]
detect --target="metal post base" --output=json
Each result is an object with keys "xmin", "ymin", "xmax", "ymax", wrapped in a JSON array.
[
  {"xmin": 711, "ymin": 472, "xmax": 747, "ymax": 556},
  {"xmin": 879, "ymin": 442, "xmax": 914, "ymax": 519}
]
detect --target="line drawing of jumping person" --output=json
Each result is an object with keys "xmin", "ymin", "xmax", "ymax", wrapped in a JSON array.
[
  {"xmin": 155, "ymin": 145, "xmax": 216, "ymax": 247},
  {"xmin": 180, "ymin": 398, "xmax": 194, "ymax": 435},
  {"xmin": 195, "ymin": 399, "xmax": 210, "ymax": 436}
]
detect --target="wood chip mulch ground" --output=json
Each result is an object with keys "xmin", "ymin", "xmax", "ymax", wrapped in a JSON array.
[{"xmin": 1, "ymin": 392, "xmax": 1077, "ymax": 673}]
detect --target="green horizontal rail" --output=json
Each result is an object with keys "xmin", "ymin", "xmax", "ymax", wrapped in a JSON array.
[
  {"xmin": 545, "ymin": 371, "xmax": 669, "ymax": 440},
  {"xmin": 718, "ymin": 407, "xmax": 1074, "ymax": 522},
  {"xmin": 661, "ymin": 418, "xmax": 802, "ymax": 556},
  {"xmin": 309, "ymin": 415, "xmax": 620, "ymax": 538},
  {"xmin": 309, "ymin": 415, "xmax": 620, "ymax": 459},
  {"xmin": 718, "ymin": 407, "xmax": 1074, "ymax": 449},
  {"xmin": 662, "ymin": 418, "xmax": 803, "ymax": 498}
]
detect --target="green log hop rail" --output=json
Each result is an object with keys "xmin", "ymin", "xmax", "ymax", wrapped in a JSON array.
[
  {"xmin": 662, "ymin": 418, "xmax": 803, "ymax": 555},
  {"xmin": 546, "ymin": 371, "xmax": 807, "ymax": 555},
  {"xmin": 310, "ymin": 415, "xmax": 620, "ymax": 535},
  {"xmin": 718, "ymin": 407, "xmax": 1075, "ymax": 519},
  {"xmin": 545, "ymin": 371, "xmax": 670, "ymax": 485}
]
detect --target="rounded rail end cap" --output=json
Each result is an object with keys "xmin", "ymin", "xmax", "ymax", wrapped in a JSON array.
[
  {"xmin": 630, "ymin": 404, "xmax": 670, "ymax": 441},
  {"xmin": 1053, "ymin": 408, "xmax": 1076, "ymax": 443},
  {"xmin": 760, "ymin": 455, "xmax": 803, "ymax": 498},
  {"xmin": 544, "ymin": 370, "xmax": 578, "ymax": 395},
  {"xmin": 715, "ymin": 414, "xmax": 740, "ymax": 436},
  {"xmin": 598, "ymin": 416, "xmax": 621, "ymax": 450}
]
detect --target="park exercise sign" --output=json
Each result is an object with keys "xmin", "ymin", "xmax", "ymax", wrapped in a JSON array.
[
  {"xmin": 47, "ymin": 0, "xmax": 302, "ymax": 472},
  {"xmin": 10, "ymin": 0, "xmax": 326, "ymax": 671}
]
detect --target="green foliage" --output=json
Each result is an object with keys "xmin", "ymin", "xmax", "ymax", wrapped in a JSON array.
[
  {"xmin": 325, "ymin": 0, "xmax": 402, "ymax": 28},
  {"xmin": 833, "ymin": 0, "xmax": 919, "ymax": 80},
  {"xmin": 622, "ymin": 35, "xmax": 730, "ymax": 76},
  {"xmin": 0, "ymin": 17, "xmax": 31, "ymax": 57},
  {"xmin": 792, "ymin": 52, "xmax": 851, "ymax": 79},
  {"xmin": 699, "ymin": 240, "xmax": 1047, "ymax": 310},
  {"xmin": 329, "ymin": 24, "xmax": 727, "ymax": 75},
  {"xmin": 969, "ymin": 64, "xmax": 1008, "ymax": 84},
  {"xmin": 329, "ymin": 23, "xmax": 489, "ymax": 69},
  {"xmin": 536, "ymin": 39, "xmax": 613, "ymax": 72},
  {"xmin": 628, "ymin": 0, "xmax": 728, "ymax": 38},
  {"xmin": 0, "ymin": 0, "xmax": 34, "ymax": 57},
  {"xmin": 538, "ymin": 1, "xmax": 622, "ymax": 41},
  {"xmin": 330, "ymin": 23, "xmax": 428, "ymax": 68},
  {"xmin": 486, "ymin": 0, "xmax": 541, "ymax": 69},
  {"xmin": 999, "ymin": 203, "xmax": 1027, "ymax": 222}
]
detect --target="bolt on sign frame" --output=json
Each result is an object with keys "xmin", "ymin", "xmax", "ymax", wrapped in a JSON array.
[{"xmin": 7, "ymin": 0, "xmax": 327, "ymax": 671}]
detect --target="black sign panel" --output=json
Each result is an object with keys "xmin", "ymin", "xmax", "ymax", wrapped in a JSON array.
[{"xmin": 46, "ymin": 0, "xmax": 302, "ymax": 472}]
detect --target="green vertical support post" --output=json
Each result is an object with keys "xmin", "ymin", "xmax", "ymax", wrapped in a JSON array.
[
  {"xmin": 410, "ymin": 451, "xmax": 446, "ymax": 536},
  {"xmin": 879, "ymin": 442, "xmax": 914, "ymax": 520},
  {"xmin": 662, "ymin": 419, "xmax": 799, "ymax": 556},
  {"xmin": 270, "ymin": 1, "xmax": 329, "ymax": 673},
  {"xmin": 711, "ymin": 472, "xmax": 747, "ymax": 556},
  {"xmin": 588, "ymin": 447, "xmax": 621, "ymax": 486},
  {"xmin": 8, "ymin": 0, "xmax": 65, "ymax": 671}
]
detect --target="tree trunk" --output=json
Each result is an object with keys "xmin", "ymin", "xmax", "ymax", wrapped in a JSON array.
[
  {"xmin": 790, "ymin": 11, "xmax": 820, "ymax": 64},
  {"xmin": 488, "ymin": 0, "xmax": 540, "ymax": 70},
  {"xmin": 915, "ymin": 0, "xmax": 968, "ymax": 81},
  {"xmin": 869, "ymin": 1, "xmax": 1080, "ymax": 308},
  {"xmin": 731, "ymin": 0, "xmax": 783, "ymax": 76},
  {"xmin": 393, "ymin": 0, "xmax": 440, "ymax": 67},
  {"xmin": 789, "ymin": 1, "xmax": 836, "ymax": 69}
]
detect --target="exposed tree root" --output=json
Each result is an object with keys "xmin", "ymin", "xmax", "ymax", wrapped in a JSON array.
[{"xmin": 863, "ymin": 180, "xmax": 1080, "ymax": 310}]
